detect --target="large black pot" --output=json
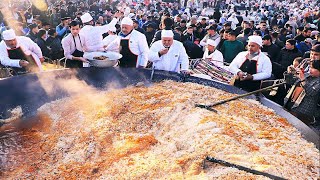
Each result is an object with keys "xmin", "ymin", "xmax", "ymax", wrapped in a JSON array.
[{"xmin": 0, "ymin": 68, "xmax": 319, "ymax": 148}]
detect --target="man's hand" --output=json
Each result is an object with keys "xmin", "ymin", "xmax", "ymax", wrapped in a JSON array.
[
  {"xmin": 238, "ymin": 71, "xmax": 253, "ymax": 81},
  {"xmin": 159, "ymin": 48, "xmax": 169, "ymax": 56},
  {"xmin": 78, "ymin": 57, "xmax": 89, "ymax": 62},
  {"xmin": 237, "ymin": 71, "xmax": 245, "ymax": 79},
  {"xmin": 298, "ymin": 68, "xmax": 305, "ymax": 80},
  {"xmin": 19, "ymin": 60, "xmax": 29, "ymax": 67},
  {"xmin": 39, "ymin": 57, "xmax": 44, "ymax": 63},
  {"xmin": 114, "ymin": 11, "xmax": 121, "ymax": 19},
  {"xmin": 242, "ymin": 74, "xmax": 253, "ymax": 81},
  {"xmin": 181, "ymin": 70, "xmax": 191, "ymax": 75}
]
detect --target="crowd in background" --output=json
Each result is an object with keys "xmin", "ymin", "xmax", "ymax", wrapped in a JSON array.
[
  {"xmin": 0, "ymin": 0, "xmax": 320, "ymax": 106},
  {"xmin": 1, "ymin": 1, "xmax": 319, "ymax": 59}
]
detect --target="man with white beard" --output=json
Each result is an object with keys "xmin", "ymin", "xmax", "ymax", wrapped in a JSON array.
[
  {"xmin": 106, "ymin": 17, "xmax": 149, "ymax": 68},
  {"xmin": 148, "ymin": 30, "xmax": 189, "ymax": 73}
]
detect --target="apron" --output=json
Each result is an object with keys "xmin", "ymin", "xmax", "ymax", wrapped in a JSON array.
[
  {"xmin": 234, "ymin": 58, "xmax": 261, "ymax": 92},
  {"xmin": 7, "ymin": 46, "xmax": 39, "ymax": 73},
  {"xmin": 119, "ymin": 39, "xmax": 138, "ymax": 68},
  {"xmin": 66, "ymin": 35, "xmax": 85, "ymax": 68}
]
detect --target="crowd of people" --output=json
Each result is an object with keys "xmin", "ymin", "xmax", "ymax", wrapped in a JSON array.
[{"xmin": 0, "ymin": 0, "xmax": 320, "ymax": 129}]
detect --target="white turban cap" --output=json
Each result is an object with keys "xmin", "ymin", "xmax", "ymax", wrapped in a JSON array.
[
  {"xmin": 248, "ymin": 35, "xmax": 263, "ymax": 47},
  {"xmin": 81, "ymin": 13, "xmax": 93, "ymax": 23},
  {"xmin": 2, "ymin": 29, "xmax": 16, "ymax": 40},
  {"xmin": 121, "ymin": 17, "xmax": 133, "ymax": 26},
  {"xmin": 207, "ymin": 39, "xmax": 217, "ymax": 47},
  {"xmin": 161, "ymin": 30, "xmax": 174, "ymax": 38}
]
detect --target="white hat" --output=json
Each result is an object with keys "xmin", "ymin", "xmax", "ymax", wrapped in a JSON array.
[
  {"xmin": 161, "ymin": 30, "xmax": 174, "ymax": 38},
  {"xmin": 128, "ymin": 13, "xmax": 135, "ymax": 18},
  {"xmin": 121, "ymin": 17, "xmax": 133, "ymax": 26},
  {"xmin": 248, "ymin": 35, "xmax": 263, "ymax": 47},
  {"xmin": 2, "ymin": 29, "xmax": 16, "ymax": 40},
  {"xmin": 81, "ymin": 13, "xmax": 93, "ymax": 23},
  {"xmin": 109, "ymin": 26, "xmax": 116, "ymax": 32},
  {"xmin": 207, "ymin": 39, "xmax": 217, "ymax": 47}
]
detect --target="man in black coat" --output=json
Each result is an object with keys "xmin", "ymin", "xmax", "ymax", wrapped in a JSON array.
[
  {"xmin": 46, "ymin": 29, "xmax": 64, "ymax": 60},
  {"xmin": 262, "ymin": 34, "xmax": 279, "ymax": 62},
  {"xmin": 35, "ymin": 29, "xmax": 50, "ymax": 58},
  {"xmin": 145, "ymin": 24, "xmax": 156, "ymax": 46},
  {"xmin": 133, "ymin": 19, "xmax": 145, "ymax": 34},
  {"xmin": 294, "ymin": 28, "xmax": 312, "ymax": 43},
  {"xmin": 273, "ymin": 39, "xmax": 302, "ymax": 79},
  {"xmin": 151, "ymin": 17, "xmax": 181, "ymax": 44},
  {"xmin": 26, "ymin": 23, "xmax": 39, "ymax": 42}
]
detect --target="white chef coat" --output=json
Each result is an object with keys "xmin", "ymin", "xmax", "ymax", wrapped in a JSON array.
[
  {"xmin": 106, "ymin": 30, "xmax": 149, "ymax": 67},
  {"xmin": 79, "ymin": 18, "xmax": 118, "ymax": 52},
  {"xmin": 202, "ymin": 49, "xmax": 224, "ymax": 67},
  {"xmin": 148, "ymin": 40, "xmax": 189, "ymax": 73},
  {"xmin": 102, "ymin": 34, "xmax": 118, "ymax": 47},
  {"xmin": 61, "ymin": 34, "xmax": 84, "ymax": 60},
  {"xmin": 0, "ymin": 36, "xmax": 43, "ymax": 70},
  {"xmin": 229, "ymin": 51, "xmax": 272, "ymax": 81}
]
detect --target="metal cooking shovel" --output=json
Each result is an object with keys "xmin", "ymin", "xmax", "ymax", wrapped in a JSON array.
[
  {"xmin": 204, "ymin": 156, "xmax": 287, "ymax": 180},
  {"xmin": 135, "ymin": 66, "xmax": 155, "ymax": 87},
  {"xmin": 196, "ymin": 81, "xmax": 287, "ymax": 112}
]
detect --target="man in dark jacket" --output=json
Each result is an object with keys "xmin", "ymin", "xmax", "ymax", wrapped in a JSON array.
[
  {"xmin": 294, "ymin": 28, "xmax": 312, "ymax": 43},
  {"xmin": 133, "ymin": 19, "xmax": 145, "ymax": 34},
  {"xmin": 35, "ymin": 29, "xmax": 50, "ymax": 58},
  {"xmin": 142, "ymin": 16, "xmax": 157, "ymax": 31},
  {"xmin": 145, "ymin": 24, "xmax": 156, "ymax": 46},
  {"xmin": 271, "ymin": 31, "xmax": 285, "ymax": 49},
  {"xmin": 262, "ymin": 34, "xmax": 279, "ymax": 62},
  {"xmin": 151, "ymin": 17, "xmax": 181, "ymax": 44},
  {"xmin": 179, "ymin": 20, "xmax": 187, "ymax": 32},
  {"xmin": 273, "ymin": 39, "xmax": 302, "ymax": 79},
  {"xmin": 46, "ymin": 29, "xmax": 64, "ymax": 60},
  {"xmin": 258, "ymin": 21, "xmax": 270, "ymax": 37},
  {"xmin": 26, "ymin": 23, "xmax": 39, "ymax": 42}
]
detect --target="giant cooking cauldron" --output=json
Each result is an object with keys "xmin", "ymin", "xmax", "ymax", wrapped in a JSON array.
[{"xmin": 0, "ymin": 68, "xmax": 319, "ymax": 148}]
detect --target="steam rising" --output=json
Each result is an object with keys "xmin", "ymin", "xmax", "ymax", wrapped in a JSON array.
[
  {"xmin": 0, "ymin": 0, "xmax": 47, "ymax": 32},
  {"xmin": 30, "ymin": 0, "xmax": 47, "ymax": 11},
  {"xmin": 36, "ymin": 69, "xmax": 124, "ymax": 97}
]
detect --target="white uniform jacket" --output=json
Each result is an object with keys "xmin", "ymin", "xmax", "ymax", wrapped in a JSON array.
[
  {"xmin": 61, "ymin": 34, "xmax": 85, "ymax": 60},
  {"xmin": 79, "ymin": 18, "xmax": 118, "ymax": 52},
  {"xmin": 148, "ymin": 40, "xmax": 189, "ymax": 73},
  {"xmin": 102, "ymin": 34, "xmax": 118, "ymax": 47},
  {"xmin": 106, "ymin": 30, "xmax": 149, "ymax": 67},
  {"xmin": 229, "ymin": 51, "xmax": 272, "ymax": 81},
  {"xmin": 202, "ymin": 49, "xmax": 224, "ymax": 67},
  {"xmin": 0, "ymin": 36, "xmax": 43, "ymax": 70}
]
